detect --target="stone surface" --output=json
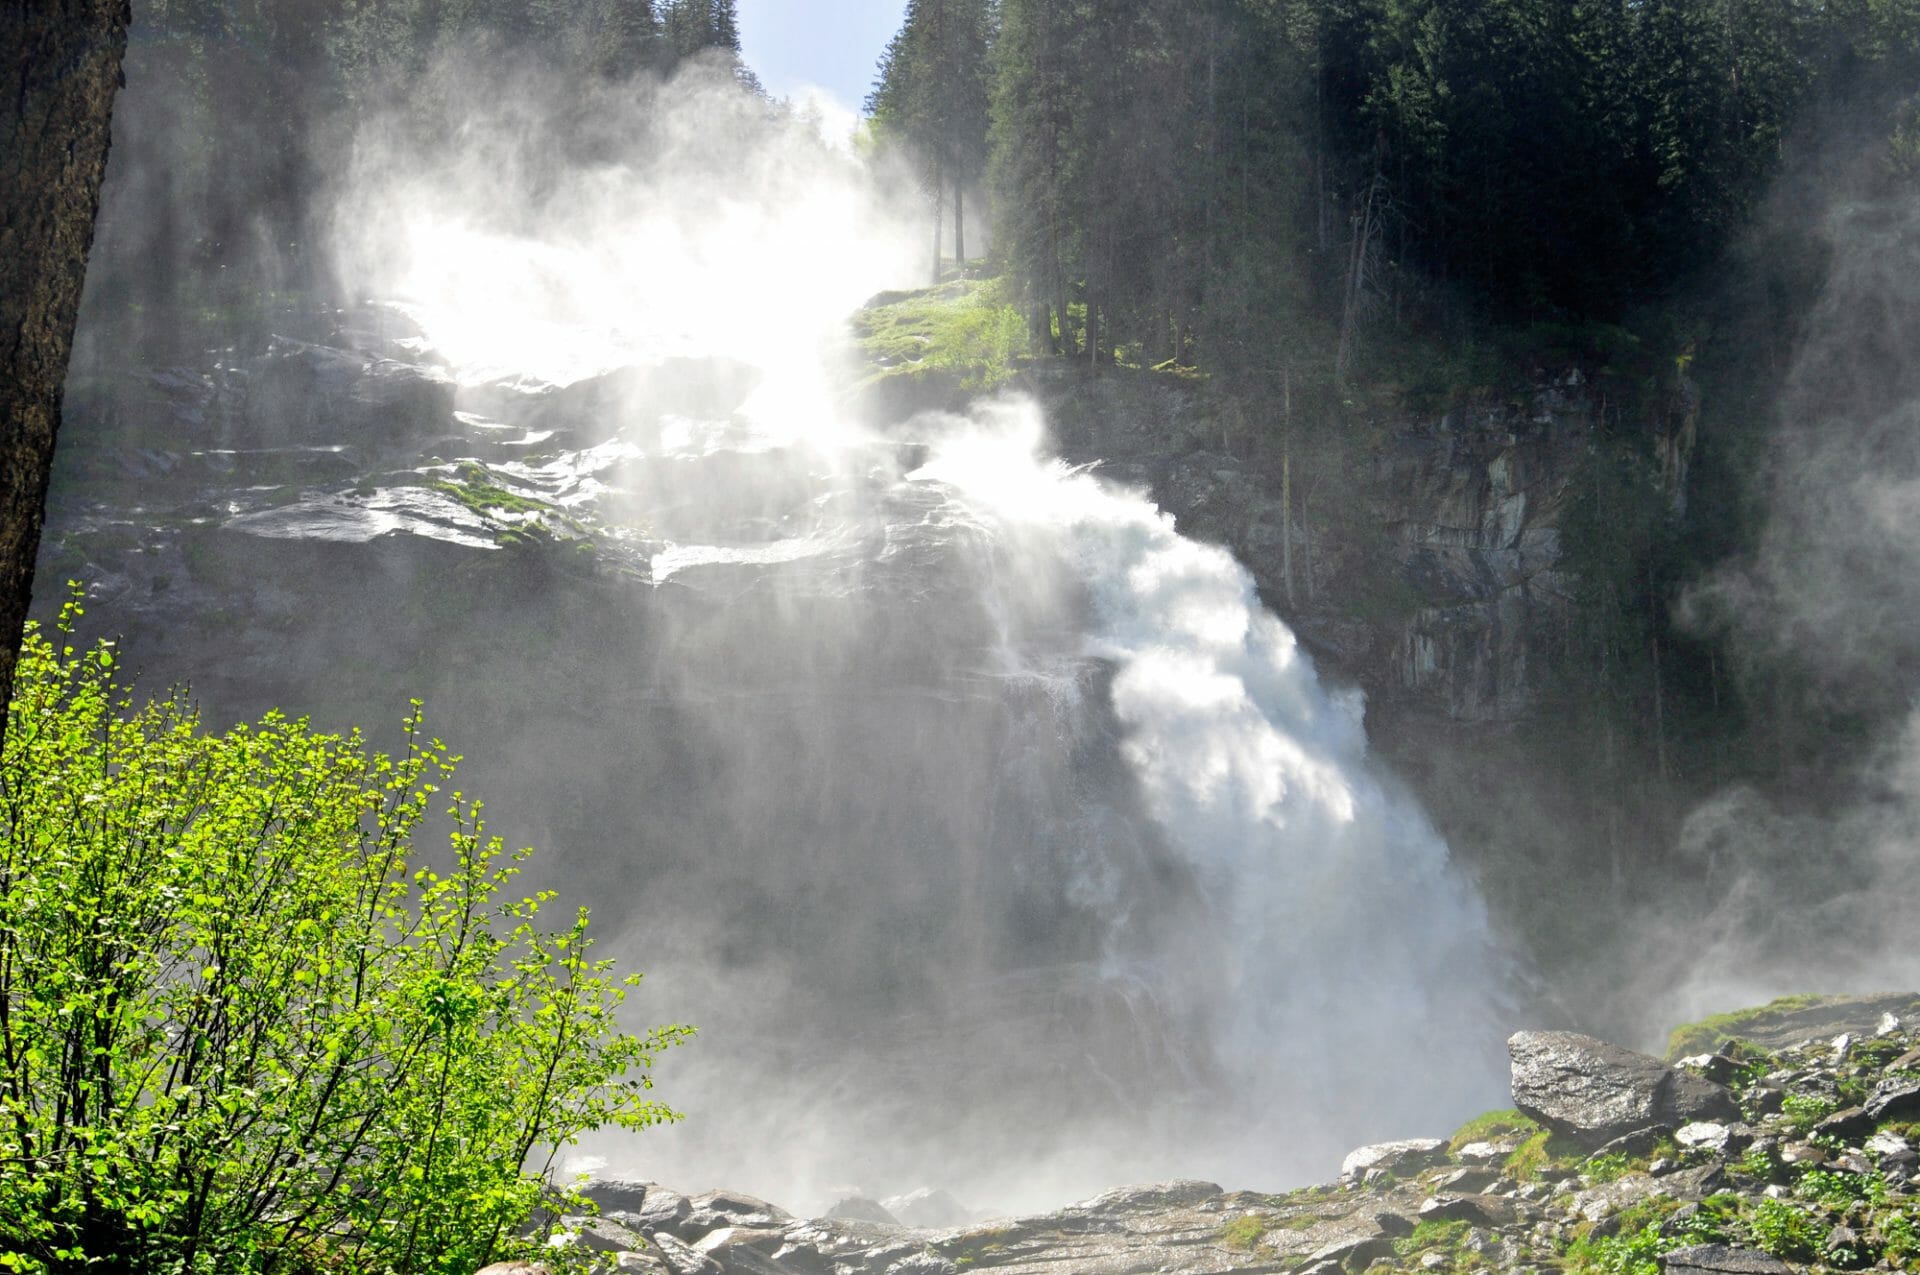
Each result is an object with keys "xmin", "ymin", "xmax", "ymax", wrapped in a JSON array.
[
  {"xmin": 680, "ymin": 1190, "xmax": 792, "ymax": 1241},
  {"xmin": 1868, "ymin": 1130, "xmax": 1915, "ymax": 1160},
  {"xmin": 1866, "ymin": 1077, "xmax": 1920, "ymax": 1122},
  {"xmin": 1509, "ymin": 1031, "xmax": 1737, "ymax": 1144},
  {"xmin": 1419, "ymin": 1195, "xmax": 1525, "ymax": 1228},
  {"xmin": 1660, "ymin": 1245, "xmax": 1795, "ymax": 1275},
  {"xmin": 583, "ymin": 1177, "xmax": 659, "ymax": 1218},
  {"xmin": 1674, "ymin": 1054, "xmax": 1748, "ymax": 1087},
  {"xmin": 1342, "ymin": 1139, "xmax": 1449, "ymax": 1179},
  {"xmin": 552, "ymin": 1215, "xmax": 651, "ymax": 1255},
  {"xmin": 583, "ymin": 1018, "xmax": 1920, "ymax": 1275},
  {"xmin": 825, "ymin": 1197, "xmax": 903, "ymax": 1226},
  {"xmin": 644, "ymin": 1233, "xmax": 721, "ymax": 1275},
  {"xmin": 1452, "ymin": 1140, "xmax": 1517, "ymax": 1166},
  {"xmin": 622, "ymin": 1185, "xmax": 695, "ymax": 1236},
  {"xmin": 1813, "ymin": 1106, "xmax": 1877, "ymax": 1140},
  {"xmin": 880, "ymin": 1188, "xmax": 973, "ymax": 1229},
  {"xmin": 692, "ymin": 1227, "xmax": 786, "ymax": 1255},
  {"xmin": 1674, "ymin": 1122, "xmax": 1753, "ymax": 1155}
]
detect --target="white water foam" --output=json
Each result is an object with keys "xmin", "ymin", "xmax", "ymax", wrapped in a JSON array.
[
  {"xmin": 333, "ymin": 59, "xmax": 1508, "ymax": 1209},
  {"xmin": 912, "ymin": 403, "xmax": 1506, "ymax": 1167}
]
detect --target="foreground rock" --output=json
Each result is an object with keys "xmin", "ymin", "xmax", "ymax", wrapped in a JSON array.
[
  {"xmin": 1509, "ymin": 1030, "xmax": 1739, "ymax": 1145},
  {"xmin": 548, "ymin": 998, "xmax": 1919, "ymax": 1275}
]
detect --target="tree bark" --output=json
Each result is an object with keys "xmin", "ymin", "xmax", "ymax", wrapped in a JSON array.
[
  {"xmin": 953, "ymin": 176, "xmax": 965, "ymax": 269},
  {"xmin": 0, "ymin": 0, "xmax": 131, "ymax": 751},
  {"xmin": 932, "ymin": 180, "xmax": 945, "ymax": 283}
]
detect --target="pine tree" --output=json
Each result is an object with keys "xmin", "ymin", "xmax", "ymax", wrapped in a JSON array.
[
  {"xmin": 869, "ymin": 0, "xmax": 995, "ymax": 278},
  {"xmin": 588, "ymin": 0, "xmax": 661, "ymax": 78},
  {"xmin": 661, "ymin": 0, "xmax": 737, "ymax": 60},
  {"xmin": 709, "ymin": 0, "xmax": 739, "ymax": 52},
  {"xmin": 989, "ymin": 0, "xmax": 1084, "ymax": 348}
]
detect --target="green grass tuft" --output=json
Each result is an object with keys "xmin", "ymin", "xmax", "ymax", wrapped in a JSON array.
[
  {"xmin": 1221, "ymin": 1215, "xmax": 1268, "ymax": 1251},
  {"xmin": 1664, "ymin": 995, "xmax": 1826, "ymax": 1060},
  {"xmin": 850, "ymin": 278, "xmax": 1030, "ymax": 393},
  {"xmin": 1447, "ymin": 1109, "xmax": 1541, "ymax": 1154}
]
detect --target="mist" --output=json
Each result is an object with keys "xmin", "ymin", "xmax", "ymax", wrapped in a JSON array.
[
  {"xmin": 1635, "ymin": 145, "xmax": 1920, "ymax": 1038},
  {"xmin": 308, "ymin": 52, "xmax": 1510, "ymax": 1213}
]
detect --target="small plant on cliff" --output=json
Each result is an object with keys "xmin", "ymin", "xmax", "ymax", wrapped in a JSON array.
[
  {"xmin": 1220, "ymin": 1215, "xmax": 1268, "ymax": 1252},
  {"xmin": 1446, "ymin": 1108, "xmax": 1540, "ymax": 1153},
  {"xmin": 0, "ymin": 599, "xmax": 691, "ymax": 1274},
  {"xmin": 1565, "ymin": 1222, "xmax": 1666, "ymax": 1275},
  {"xmin": 1747, "ymin": 1199, "xmax": 1824, "ymax": 1262},
  {"xmin": 1781, "ymin": 1092, "xmax": 1837, "ymax": 1134}
]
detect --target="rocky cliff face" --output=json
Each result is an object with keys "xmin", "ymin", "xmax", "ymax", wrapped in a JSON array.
[{"xmin": 1037, "ymin": 367, "xmax": 1611, "ymax": 731}]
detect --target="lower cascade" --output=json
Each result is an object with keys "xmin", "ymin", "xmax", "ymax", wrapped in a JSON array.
[{"xmin": 353, "ymin": 333, "xmax": 1512, "ymax": 1207}]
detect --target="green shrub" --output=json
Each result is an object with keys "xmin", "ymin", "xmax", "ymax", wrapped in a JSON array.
[
  {"xmin": 1734, "ymin": 1145, "xmax": 1779, "ymax": 1183},
  {"xmin": 1565, "ymin": 1223, "xmax": 1664, "ymax": 1275},
  {"xmin": 1748, "ymin": 1200, "xmax": 1823, "ymax": 1262},
  {"xmin": 1880, "ymin": 1209, "xmax": 1920, "ymax": 1265},
  {"xmin": 0, "ymin": 603, "xmax": 691, "ymax": 1274},
  {"xmin": 1799, "ymin": 1168, "xmax": 1888, "ymax": 1208},
  {"xmin": 1664, "ymin": 1202, "xmax": 1732, "ymax": 1246},
  {"xmin": 1781, "ymin": 1093, "xmax": 1837, "ymax": 1134},
  {"xmin": 1583, "ymin": 1152, "xmax": 1633, "ymax": 1183}
]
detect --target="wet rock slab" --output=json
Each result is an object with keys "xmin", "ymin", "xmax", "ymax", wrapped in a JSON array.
[{"xmin": 1508, "ymin": 1030, "xmax": 1738, "ymax": 1145}]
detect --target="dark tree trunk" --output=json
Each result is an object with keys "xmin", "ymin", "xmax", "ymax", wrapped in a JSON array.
[
  {"xmin": 932, "ymin": 181, "xmax": 945, "ymax": 283},
  {"xmin": 953, "ymin": 177, "xmax": 965, "ymax": 268},
  {"xmin": 0, "ymin": 0, "xmax": 131, "ymax": 750}
]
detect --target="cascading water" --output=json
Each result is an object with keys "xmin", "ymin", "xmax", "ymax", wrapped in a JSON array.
[{"xmin": 324, "ymin": 62, "xmax": 1508, "ymax": 1213}]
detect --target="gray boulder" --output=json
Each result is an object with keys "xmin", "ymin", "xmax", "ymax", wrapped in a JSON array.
[
  {"xmin": 1674, "ymin": 1122, "xmax": 1754, "ymax": 1156},
  {"xmin": 583, "ymin": 1177, "xmax": 659, "ymax": 1218},
  {"xmin": 700, "ymin": 1245, "xmax": 786, "ymax": 1275},
  {"xmin": 619, "ymin": 1185, "xmax": 694, "ymax": 1236},
  {"xmin": 553, "ymin": 1215, "xmax": 650, "ymax": 1255},
  {"xmin": 1269, "ymin": 1211, "xmax": 1406, "ymax": 1267},
  {"xmin": 1660, "ymin": 1245, "xmax": 1795, "ymax": 1275},
  {"xmin": 1866, "ymin": 1078, "xmax": 1920, "ymax": 1123},
  {"xmin": 692, "ymin": 1227, "xmax": 784, "ymax": 1257},
  {"xmin": 824, "ymin": 1197, "xmax": 902, "ymax": 1226},
  {"xmin": 880, "ymin": 1189, "xmax": 972, "ymax": 1229},
  {"xmin": 1813, "ymin": 1106, "xmax": 1877, "ymax": 1140},
  {"xmin": 1417, "ymin": 1195, "xmax": 1525, "ymax": 1228},
  {"xmin": 1509, "ymin": 1031, "xmax": 1738, "ymax": 1145},
  {"xmin": 680, "ymin": 1190, "xmax": 791, "ymax": 1240},
  {"xmin": 646, "ymin": 1233, "xmax": 722, "ymax": 1275},
  {"xmin": 1078, "ymin": 1180, "xmax": 1223, "ymax": 1212},
  {"xmin": 1341, "ymin": 1138, "xmax": 1448, "ymax": 1179},
  {"xmin": 884, "ymin": 1254, "xmax": 957, "ymax": 1275}
]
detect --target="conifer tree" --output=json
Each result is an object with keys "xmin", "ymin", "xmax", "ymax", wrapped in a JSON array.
[
  {"xmin": 869, "ymin": 0, "xmax": 995, "ymax": 278},
  {"xmin": 989, "ymin": 0, "xmax": 1084, "ymax": 348},
  {"xmin": 661, "ymin": 0, "xmax": 739, "ymax": 61},
  {"xmin": 588, "ymin": 0, "xmax": 661, "ymax": 78}
]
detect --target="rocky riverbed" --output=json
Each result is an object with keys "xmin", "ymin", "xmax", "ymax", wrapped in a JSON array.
[{"xmin": 530, "ymin": 994, "xmax": 1920, "ymax": 1275}]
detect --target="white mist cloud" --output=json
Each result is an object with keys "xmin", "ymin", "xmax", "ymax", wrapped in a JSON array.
[
  {"xmin": 330, "ymin": 56, "xmax": 922, "ymax": 398},
  {"xmin": 325, "ymin": 52, "xmax": 1508, "ymax": 1215},
  {"xmin": 1652, "ymin": 183, "xmax": 1920, "ymax": 1034}
]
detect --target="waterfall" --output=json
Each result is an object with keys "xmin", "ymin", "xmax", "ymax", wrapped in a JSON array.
[{"xmin": 327, "ymin": 59, "xmax": 1508, "ymax": 1214}]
